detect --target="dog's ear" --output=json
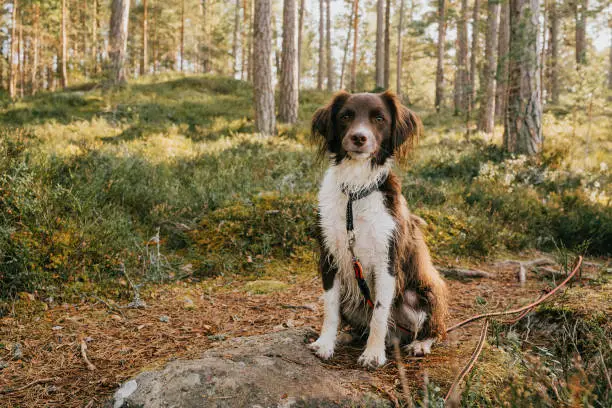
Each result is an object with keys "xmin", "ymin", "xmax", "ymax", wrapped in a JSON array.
[
  {"xmin": 311, "ymin": 91, "xmax": 350, "ymax": 156},
  {"xmin": 380, "ymin": 91, "xmax": 422, "ymax": 160}
]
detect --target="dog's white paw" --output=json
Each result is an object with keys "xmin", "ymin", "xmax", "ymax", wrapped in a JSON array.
[
  {"xmin": 358, "ymin": 346, "xmax": 387, "ymax": 368},
  {"xmin": 404, "ymin": 338, "xmax": 435, "ymax": 357},
  {"xmin": 308, "ymin": 338, "xmax": 335, "ymax": 360}
]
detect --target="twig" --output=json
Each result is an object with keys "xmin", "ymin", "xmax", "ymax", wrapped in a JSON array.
[
  {"xmin": 280, "ymin": 304, "xmax": 317, "ymax": 312},
  {"xmin": 444, "ymin": 319, "xmax": 489, "ymax": 402},
  {"xmin": 447, "ymin": 256, "xmax": 583, "ymax": 333},
  {"xmin": 392, "ymin": 337, "xmax": 414, "ymax": 408},
  {"xmin": 92, "ymin": 295, "xmax": 126, "ymax": 318},
  {"xmin": 0, "ymin": 378, "xmax": 57, "ymax": 394},
  {"xmin": 80, "ymin": 340, "xmax": 97, "ymax": 371},
  {"xmin": 437, "ymin": 266, "xmax": 493, "ymax": 279}
]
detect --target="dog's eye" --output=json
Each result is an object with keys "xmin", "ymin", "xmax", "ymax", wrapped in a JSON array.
[
  {"xmin": 340, "ymin": 113, "xmax": 351, "ymax": 121},
  {"xmin": 375, "ymin": 115, "xmax": 385, "ymax": 123}
]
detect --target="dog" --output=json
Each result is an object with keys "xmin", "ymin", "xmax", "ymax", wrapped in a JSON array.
[{"xmin": 308, "ymin": 90, "xmax": 448, "ymax": 368}]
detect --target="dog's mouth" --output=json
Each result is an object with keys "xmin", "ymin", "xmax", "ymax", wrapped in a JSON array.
[{"xmin": 346, "ymin": 150, "xmax": 374, "ymax": 160}]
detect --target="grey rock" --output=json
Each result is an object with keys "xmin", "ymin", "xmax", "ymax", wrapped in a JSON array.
[{"xmin": 109, "ymin": 328, "xmax": 390, "ymax": 408}]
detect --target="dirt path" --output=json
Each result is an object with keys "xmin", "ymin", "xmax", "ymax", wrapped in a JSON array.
[{"xmin": 0, "ymin": 261, "xmax": 587, "ymax": 407}]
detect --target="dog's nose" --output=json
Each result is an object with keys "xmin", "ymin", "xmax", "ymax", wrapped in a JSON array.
[{"xmin": 351, "ymin": 133, "xmax": 367, "ymax": 146}]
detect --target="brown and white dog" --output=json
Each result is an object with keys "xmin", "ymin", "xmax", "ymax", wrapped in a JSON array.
[{"xmin": 308, "ymin": 91, "xmax": 448, "ymax": 368}]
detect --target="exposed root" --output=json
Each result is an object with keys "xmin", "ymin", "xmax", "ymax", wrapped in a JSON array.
[
  {"xmin": 436, "ymin": 266, "xmax": 493, "ymax": 279},
  {"xmin": 80, "ymin": 340, "xmax": 97, "ymax": 371},
  {"xmin": 0, "ymin": 378, "xmax": 57, "ymax": 395}
]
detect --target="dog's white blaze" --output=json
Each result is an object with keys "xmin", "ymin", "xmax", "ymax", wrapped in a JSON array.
[{"xmin": 316, "ymin": 158, "xmax": 397, "ymax": 365}]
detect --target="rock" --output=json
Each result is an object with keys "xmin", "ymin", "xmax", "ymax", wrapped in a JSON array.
[{"xmin": 109, "ymin": 328, "xmax": 390, "ymax": 408}]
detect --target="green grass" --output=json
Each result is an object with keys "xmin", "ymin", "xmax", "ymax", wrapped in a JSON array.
[{"xmin": 0, "ymin": 74, "xmax": 610, "ymax": 302}]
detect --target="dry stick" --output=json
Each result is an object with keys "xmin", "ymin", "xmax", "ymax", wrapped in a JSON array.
[
  {"xmin": 80, "ymin": 340, "xmax": 97, "ymax": 371},
  {"xmin": 444, "ymin": 319, "xmax": 489, "ymax": 402},
  {"xmin": 0, "ymin": 378, "xmax": 57, "ymax": 394},
  {"xmin": 446, "ymin": 256, "xmax": 583, "ymax": 334},
  {"xmin": 436, "ymin": 266, "xmax": 493, "ymax": 279},
  {"xmin": 392, "ymin": 337, "xmax": 414, "ymax": 408}
]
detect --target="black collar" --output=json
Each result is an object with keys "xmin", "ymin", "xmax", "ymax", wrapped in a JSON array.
[{"xmin": 341, "ymin": 174, "xmax": 388, "ymax": 232}]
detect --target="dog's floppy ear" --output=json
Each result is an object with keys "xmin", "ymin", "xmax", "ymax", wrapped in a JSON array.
[
  {"xmin": 380, "ymin": 90, "xmax": 422, "ymax": 160},
  {"xmin": 311, "ymin": 91, "xmax": 350, "ymax": 157}
]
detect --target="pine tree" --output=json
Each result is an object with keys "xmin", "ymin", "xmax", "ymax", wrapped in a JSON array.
[
  {"xmin": 108, "ymin": 0, "xmax": 130, "ymax": 85},
  {"xmin": 280, "ymin": 0, "xmax": 299, "ymax": 123},
  {"xmin": 253, "ymin": 0, "xmax": 276, "ymax": 135},
  {"xmin": 435, "ymin": 0, "xmax": 447, "ymax": 112},
  {"xmin": 477, "ymin": 0, "xmax": 500, "ymax": 133}
]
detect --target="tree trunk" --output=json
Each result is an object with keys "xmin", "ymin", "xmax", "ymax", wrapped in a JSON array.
[
  {"xmin": 9, "ymin": 0, "xmax": 17, "ymax": 99},
  {"xmin": 253, "ymin": 0, "xmax": 276, "ymax": 135},
  {"xmin": 350, "ymin": 0, "xmax": 359, "ymax": 91},
  {"xmin": 60, "ymin": 0, "xmax": 68, "ymax": 88},
  {"xmin": 340, "ymin": 2, "xmax": 354, "ymax": 90},
  {"xmin": 280, "ymin": 0, "xmax": 298, "ymax": 123},
  {"xmin": 469, "ymin": 0, "xmax": 480, "ymax": 110},
  {"xmin": 326, "ymin": 0, "xmax": 333, "ymax": 91},
  {"xmin": 495, "ymin": 0, "xmax": 509, "ymax": 119},
  {"xmin": 140, "ymin": 0, "xmax": 148, "ymax": 76},
  {"xmin": 108, "ymin": 0, "xmax": 130, "ymax": 85},
  {"xmin": 574, "ymin": 0, "xmax": 588, "ymax": 65},
  {"xmin": 92, "ymin": 0, "xmax": 99, "ymax": 74},
  {"xmin": 608, "ymin": 17, "xmax": 612, "ymax": 102},
  {"xmin": 375, "ymin": 0, "xmax": 384, "ymax": 88},
  {"xmin": 454, "ymin": 0, "xmax": 469, "ymax": 114},
  {"xmin": 540, "ymin": 0, "xmax": 547, "ymax": 102},
  {"xmin": 477, "ymin": 0, "xmax": 500, "ymax": 133},
  {"xmin": 297, "ymin": 0, "xmax": 305, "ymax": 86},
  {"xmin": 201, "ymin": 0, "xmax": 209, "ymax": 73},
  {"xmin": 18, "ymin": 7, "xmax": 23, "ymax": 98},
  {"xmin": 180, "ymin": 0, "xmax": 185, "ymax": 72},
  {"xmin": 233, "ymin": 0, "xmax": 241, "ymax": 77},
  {"xmin": 549, "ymin": 0, "xmax": 559, "ymax": 104},
  {"xmin": 31, "ymin": 3, "xmax": 40, "ymax": 95},
  {"xmin": 383, "ymin": 0, "xmax": 390, "ymax": 89},
  {"xmin": 396, "ymin": 0, "xmax": 405, "ymax": 97},
  {"xmin": 434, "ymin": 0, "xmax": 446, "ymax": 112},
  {"xmin": 504, "ymin": 0, "xmax": 542, "ymax": 155},
  {"xmin": 242, "ymin": 0, "xmax": 250, "ymax": 79},
  {"xmin": 317, "ymin": 0, "xmax": 324, "ymax": 90}
]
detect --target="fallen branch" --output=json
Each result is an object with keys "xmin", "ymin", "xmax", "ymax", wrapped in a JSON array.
[
  {"xmin": 0, "ymin": 378, "xmax": 56, "ymax": 394},
  {"xmin": 80, "ymin": 340, "xmax": 97, "ymax": 371},
  {"xmin": 444, "ymin": 319, "xmax": 489, "ymax": 403},
  {"xmin": 495, "ymin": 257, "xmax": 556, "ymax": 285},
  {"xmin": 437, "ymin": 266, "xmax": 493, "ymax": 279},
  {"xmin": 537, "ymin": 266, "xmax": 595, "ymax": 281},
  {"xmin": 446, "ymin": 256, "xmax": 583, "ymax": 334}
]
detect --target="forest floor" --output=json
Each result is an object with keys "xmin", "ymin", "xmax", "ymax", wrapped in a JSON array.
[{"xmin": 0, "ymin": 75, "xmax": 610, "ymax": 406}]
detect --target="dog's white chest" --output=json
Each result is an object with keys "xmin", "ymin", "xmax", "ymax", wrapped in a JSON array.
[{"xmin": 318, "ymin": 168, "xmax": 396, "ymax": 274}]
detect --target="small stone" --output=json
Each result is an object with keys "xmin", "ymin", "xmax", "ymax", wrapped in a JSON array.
[
  {"xmin": 12, "ymin": 343, "xmax": 23, "ymax": 360},
  {"xmin": 52, "ymin": 326, "xmax": 63, "ymax": 331},
  {"xmin": 207, "ymin": 334, "xmax": 226, "ymax": 341},
  {"xmin": 183, "ymin": 297, "xmax": 195, "ymax": 310},
  {"xmin": 159, "ymin": 315, "xmax": 170, "ymax": 323}
]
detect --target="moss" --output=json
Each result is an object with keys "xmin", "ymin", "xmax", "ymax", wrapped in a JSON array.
[{"xmin": 244, "ymin": 280, "xmax": 288, "ymax": 294}]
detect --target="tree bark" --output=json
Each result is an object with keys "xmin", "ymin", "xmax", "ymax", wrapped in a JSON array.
[
  {"xmin": 549, "ymin": 0, "xmax": 559, "ymax": 104},
  {"xmin": 297, "ymin": 0, "xmax": 305, "ymax": 86},
  {"xmin": 108, "ymin": 0, "xmax": 130, "ymax": 85},
  {"xmin": 253, "ymin": 0, "xmax": 276, "ymax": 135},
  {"xmin": 454, "ymin": 0, "xmax": 469, "ymax": 114},
  {"xmin": 9, "ymin": 0, "xmax": 17, "ymax": 99},
  {"xmin": 317, "ymin": 0, "xmax": 324, "ymax": 90},
  {"xmin": 469, "ymin": 0, "xmax": 480, "ymax": 110},
  {"xmin": 280, "ymin": 0, "xmax": 299, "ymax": 123},
  {"xmin": 140, "ymin": 0, "xmax": 148, "ymax": 76},
  {"xmin": 60, "ymin": 0, "xmax": 68, "ymax": 88},
  {"xmin": 375, "ymin": 0, "xmax": 384, "ymax": 88},
  {"xmin": 18, "ymin": 6, "xmax": 23, "ymax": 98},
  {"xmin": 326, "ymin": 0, "xmax": 333, "ymax": 91},
  {"xmin": 384, "ymin": 0, "xmax": 390, "ymax": 89},
  {"xmin": 396, "ymin": 0, "xmax": 405, "ymax": 97},
  {"xmin": 477, "ymin": 0, "xmax": 500, "ymax": 133},
  {"xmin": 92, "ymin": 0, "xmax": 99, "ymax": 74},
  {"xmin": 233, "ymin": 0, "xmax": 241, "ymax": 77},
  {"xmin": 574, "ymin": 0, "xmax": 588, "ymax": 65},
  {"xmin": 31, "ymin": 3, "xmax": 40, "ymax": 95},
  {"xmin": 495, "ymin": 0, "xmax": 509, "ymax": 119},
  {"xmin": 340, "ymin": 2, "xmax": 354, "ymax": 90},
  {"xmin": 504, "ymin": 0, "xmax": 542, "ymax": 155},
  {"xmin": 434, "ymin": 0, "xmax": 447, "ymax": 112},
  {"xmin": 350, "ymin": 0, "xmax": 359, "ymax": 91}
]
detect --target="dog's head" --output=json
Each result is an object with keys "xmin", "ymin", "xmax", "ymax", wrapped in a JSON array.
[{"xmin": 311, "ymin": 91, "xmax": 421, "ymax": 165}]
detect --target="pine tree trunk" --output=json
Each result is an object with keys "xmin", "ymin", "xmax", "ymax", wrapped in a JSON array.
[
  {"xmin": 9, "ymin": 0, "xmax": 17, "ymax": 99},
  {"xmin": 477, "ymin": 0, "xmax": 500, "ymax": 133},
  {"xmin": 469, "ymin": 0, "xmax": 480, "ymax": 110},
  {"xmin": 383, "ymin": 0, "xmax": 390, "ymax": 89},
  {"xmin": 454, "ymin": 0, "xmax": 469, "ymax": 114},
  {"xmin": 549, "ymin": 0, "xmax": 559, "ymax": 104},
  {"xmin": 434, "ymin": 0, "xmax": 446, "ymax": 112},
  {"xmin": 340, "ymin": 2, "xmax": 354, "ymax": 90},
  {"xmin": 108, "ymin": 0, "xmax": 130, "ymax": 85},
  {"xmin": 201, "ymin": 0, "xmax": 209, "ymax": 73},
  {"xmin": 350, "ymin": 0, "xmax": 359, "ymax": 91},
  {"xmin": 495, "ymin": 0, "xmax": 509, "ymax": 119},
  {"xmin": 60, "ymin": 0, "xmax": 68, "ymax": 88},
  {"xmin": 574, "ymin": 0, "xmax": 588, "ymax": 65},
  {"xmin": 180, "ymin": 0, "xmax": 185, "ymax": 72},
  {"xmin": 280, "ymin": 0, "xmax": 298, "ymax": 123},
  {"xmin": 242, "ymin": 0, "xmax": 250, "ymax": 79},
  {"xmin": 608, "ymin": 17, "xmax": 612, "ymax": 102},
  {"xmin": 92, "ymin": 0, "xmax": 99, "ymax": 74},
  {"xmin": 140, "ymin": 0, "xmax": 148, "ymax": 76},
  {"xmin": 326, "ymin": 0, "xmax": 333, "ymax": 91},
  {"xmin": 31, "ymin": 3, "xmax": 40, "ymax": 95},
  {"xmin": 504, "ymin": 0, "xmax": 542, "ymax": 155},
  {"xmin": 317, "ymin": 0, "xmax": 324, "ymax": 90},
  {"xmin": 396, "ymin": 0, "xmax": 405, "ymax": 97},
  {"xmin": 233, "ymin": 0, "xmax": 241, "ymax": 77},
  {"xmin": 18, "ymin": 8, "xmax": 23, "ymax": 98},
  {"xmin": 297, "ymin": 0, "xmax": 305, "ymax": 86},
  {"xmin": 540, "ymin": 0, "xmax": 547, "ymax": 102},
  {"xmin": 253, "ymin": 0, "xmax": 276, "ymax": 135},
  {"xmin": 375, "ymin": 0, "xmax": 384, "ymax": 88}
]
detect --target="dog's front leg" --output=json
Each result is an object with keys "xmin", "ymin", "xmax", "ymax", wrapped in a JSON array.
[
  {"xmin": 358, "ymin": 269, "xmax": 395, "ymax": 368},
  {"xmin": 309, "ymin": 275, "xmax": 340, "ymax": 360}
]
